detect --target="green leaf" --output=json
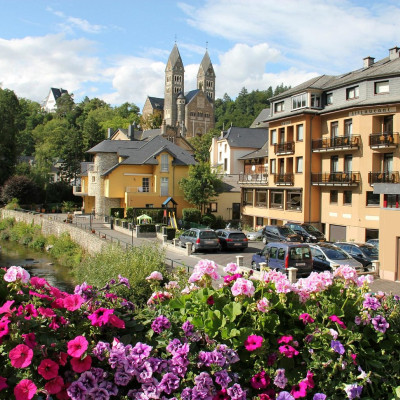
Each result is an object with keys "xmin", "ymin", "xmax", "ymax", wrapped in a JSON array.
[
  {"xmin": 168, "ymin": 297, "xmax": 186, "ymax": 310},
  {"xmin": 222, "ymin": 302, "xmax": 242, "ymax": 321}
]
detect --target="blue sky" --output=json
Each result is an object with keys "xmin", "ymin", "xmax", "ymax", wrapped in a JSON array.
[{"xmin": 1, "ymin": 0, "xmax": 400, "ymax": 109}]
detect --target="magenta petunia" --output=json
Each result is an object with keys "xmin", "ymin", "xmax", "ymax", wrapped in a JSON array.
[
  {"xmin": 38, "ymin": 358, "xmax": 59, "ymax": 380},
  {"xmin": 108, "ymin": 314, "xmax": 125, "ymax": 329},
  {"xmin": 70, "ymin": 355, "xmax": 92, "ymax": 373},
  {"xmin": 250, "ymin": 370, "xmax": 270, "ymax": 389},
  {"xmin": 0, "ymin": 300, "xmax": 16, "ymax": 315},
  {"xmin": 44, "ymin": 376, "xmax": 64, "ymax": 395},
  {"xmin": 67, "ymin": 335, "xmax": 88, "ymax": 358},
  {"xmin": 299, "ymin": 313, "xmax": 315, "ymax": 324},
  {"xmin": 244, "ymin": 335, "xmax": 263, "ymax": 351},
  {"xmin": 14, "ymin": 379, "xmax": 37, "ymax": 400},
  {"xmin": 9, "ymin": 344, "xmax": 33, "ymax": 368},
  {"xmin": 329, "ymin": 315, "xmax": 347, "ymax": 329},
  {"xmin": 21, "ymin": 333, "xmax": 37, "ymax": 349},
  {"xmin": 88, "ymin": 307, "xmax": 114, "ymax": 326},
  {"xmin": 279, "ymin": 345, "xmax": 299, "ymax": 358},
  {"xmin": 277, "ymin": 335, "xmax": 293, "ymax": 344},
  {"xmin": 0, "ymin": 376, "xmax": 8, "ymax": 391}
]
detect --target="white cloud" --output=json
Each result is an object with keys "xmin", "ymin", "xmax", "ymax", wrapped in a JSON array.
[{"xmin": 0, "ymin": 34, "xmax": 101, "ymax": 102}]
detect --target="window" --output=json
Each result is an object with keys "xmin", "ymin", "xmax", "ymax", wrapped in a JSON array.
[
  {"xmin": 209, "ymin": 202, "xmax": 217, "ymax": 212},
  {"xmin": 224, "ymin": 159, "xmax": 228, "ymax": 171},
  {"xmin": 344, "ymin": 119, "xmax": 352, "ymax": 137},
  {"xmin": 219, "ymin": 151, "xmax": 222, "ymax": 161},
  {"xmin": 224, "ymin": 144, "xmax": 227, "ymax": 152},
  {"xmin": 296, "ymin": 124, "xmax": 304, "ymax": 141},
  {"xmin": 174, "ymin": 75, "xmax": 182, "ymax": 83},
  {"xmin": 331, "ymin": 121, "xmax": 338, "ymax": 137},
  {"xmin": 278, "ymin": 248, "xmax": 285, "ymax": 260},
  {"xmin": 287, "ymin": 191, "xmax": 302, "ymax": 210},
  {"xmin": 330, "ymin": 190, "xmax": 338, "ymax": 204},
  {"xmin": 274, "ymin": 101, "xmax": 285, "ymax": 113},
  {"xmin": 311, "ymin": 94, "xmax": 321, "ymax": 108},
  {"xmin": 296, "ymin": 157, "xmax": 303, "ymax": 173},
  {"xmin": 271, "ymin": 129, "xmax": 277, "ymax": 144},
  {"xmin": 270, "ymin": 159, "xmax": 276, "ymax": 174},
  {"xmin": 145, "ymin": 204, "xmax": 154, "ymax": 208},
  {"xmin": 344, "ymin": 190, "xmax": 352, "ymax": 205},
  {"xmin": 174, "ymin": 87, "xmax": 180, "ymax": 93},
  {"xmin": 160, "ymin": 177, "xmax": 169, "ymax": 196},
  {"xmin": 161, "ymin": 154, "xmax": 169, "ymax": 172},
  {"xmin": 206, "ymin": 80, "xmax": 213, "ymax": 89},
  {"xmin": 91, "ymin": 176, "xmax": 96, "ymax": 183},
  {"xmin": 331, "ymin": 156, "xmax": 339, "ymax": 172},
  {"xmin": 375, "ymin": 80, "xmax": 389, "ymax": 94},
  {"xmin": 344, "ymin": 155, "xmax": 352, "ymax": 172},
  {"xmin": 384, "ymin": 194, "xmax": 399, "ymax": 208},
  {"xmin": 292, "ymin": 93, "xmax": 307, "ymax": 110},
  {"xmin": 326, "ymin": 93, "xmax": 333, "ymax": 105},
  {"xmin": 366, "ymin": 191, "xmax": 380, "ymax": 206},
  {"xmin": 255, "ymin": 190, "xmax": 267, "ymax": 207},
  {"xmin": 256, "ymin": 217, "xmax": 263, "ymax": 226},
  {"xmin": 142, "ymin": 177, "xmax": 150, "ymax": 192},
  {"xmin": 243, "ymin": 189, "xmax": 253, "ymax": 206},
  {"xmin": 346, "ymin": 86, "xmax": 359, "ymax": 100},
  {"xmin": 270, "ymin": 190, "xmax": 284, "ymax": 208}
]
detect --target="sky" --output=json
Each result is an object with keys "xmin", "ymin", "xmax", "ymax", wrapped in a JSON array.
[{"xmin": 1, "ymin": 0, "xmax": 400, "ymax": 110}]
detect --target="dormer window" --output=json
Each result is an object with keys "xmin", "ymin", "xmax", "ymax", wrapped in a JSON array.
[
  {"xmin": 292, "ymin": 93, "xmax": 307, "ymax": 110},
  {"xmin": 274, "ymin": 101, "xmax": 285, "ymax": 113},
  {"xmin": 375, "ymin": 80, "xmax": 389, "ymax": 94},
  {"xmin": 346, "ymin": 86, "xmax": 359, "ymax": 100},
  {"xmin": 326, "ymin": 93, "xmax": 333, "ymax": 105},
  {"xmin": 311, "ymin": 94, "xmax": 321, "ymax": 108}
]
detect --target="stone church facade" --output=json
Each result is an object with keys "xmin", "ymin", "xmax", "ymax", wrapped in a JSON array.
[{"xmin": 142, "ymin": 44, "xmax": 216, "ymax": 138}]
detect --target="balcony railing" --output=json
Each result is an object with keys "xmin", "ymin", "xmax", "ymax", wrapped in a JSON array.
[
  {"xmin": 368, "ymin": 171, "xmax": 400, "ymax": 185},
  {"xmin": 312, "ymin": 135, "xmax": 360, "ymax": 152},
  {"xmin": 125, "ymin": 186, "xmax": 153, "ymax": 193},
  {"xmin": 274, "ymin": 142, "xmax": 295, "ymax": 155},
  {"xmin": 311, "ymin": 171, "xmax": 361, "ymax": 186},
  {"xmin": 274, "ymin": 173, "xmax": 294, "ymax": 185},
  {"xmin": 238, "ymin": 172, "xmax": 268, "ymax": 184},
  {"xmin": 369, "ymin": 132, "xmax": 399, "ymax": 148}
]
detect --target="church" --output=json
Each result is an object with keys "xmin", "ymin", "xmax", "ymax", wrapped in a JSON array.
[{"xmin": 142, "ymin": 44, "xmax": 216, "ymax": 140}]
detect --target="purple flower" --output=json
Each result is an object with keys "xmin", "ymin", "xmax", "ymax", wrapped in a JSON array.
[
  {"xmin": 99, "ymin": 381, "xmax": 118, "ymax": 396},
  {"xmin": 78, "ymin": 371, "xmax": 97, "ymax": 391},
  {"xmin": 142, "ymin": 379, "xmax": 161, "ymax": 398},
  {"xmin": 277, "ymin": 392, "xmax": 295, "ymax": 400},
  {"xmin": 166, "ymin": 339, "xmax": 190, "ymax": 356},
  {"xmin": 274, "ymin": 369, "xmax": 288, "ymax": 389},
  {"xmin": 362, "ymin": 294, "xmax": 381, "ymax": 310},
  {"xmin": 214, "ymin": 370, "xmax": 232, "ymax": 388},
  {"xmin": 194, "ymin": 372, "xmax": 213, "ymax": 390},
  {"xmin": 114, "ymin": 371, "xmax": 132, "ymax": 386},
  {"xmin": 344, "ymin": 383, "xmax": 363, "ymax": 399},
  {"xmin": 182, "ymin": 321, "xmax": 194, "ymax": 336},
  {"xmin": 132, "ymin": 342, "xmax": 153, "ymax": 361},
  {"xmin": 159, "ymin": 372, "xmax": 180, "ymax": 395},
  {"xmin": 87, "ymin": 387, "xmax": 111, "ymax": 400},
  {"xmin": 151, "ymin": 315, "xmax": 171, "ymax": 334},
  {"xmin": 118, "ymin": 274, "xmax": 130, "ymax": 287},
  {"xmin": 136, "ymin": 361, "xmax": 154, "ymax": 383},
  {"xmin": 227, "ymin": 383, "xmax": 246, "ymax": 400},
  {"xmin": 371, "ymin": 315, "xmax": 389, "ymax": 333},
  {"xmin": 93, "ymin": 341, "xmax": 111, "ymax": 361},
  {"xmin": 313, "ymin": 394, "xmax": 327, "ymax": 400},
  {"xmin": 67, "ymin": 381, "xmax": 87, "ymax": 399},
  {"xmin": 181, "ymin": 388, "xmax": 192, "ymax": 400},
  {"xmin": 331, "ymin": 340, "xmax": 345, "ymax": 355}
]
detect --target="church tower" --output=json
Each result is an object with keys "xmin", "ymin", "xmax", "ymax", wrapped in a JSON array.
[
  {"xmin": 164, "ymin": 44, "xmax": 184, "ymax": 127},
  {"xmin": 197, "ymin": 50, "xmax": 216, "ymax": 105}
]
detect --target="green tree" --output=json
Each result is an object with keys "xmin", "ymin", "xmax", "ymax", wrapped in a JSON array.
[
  {"xmin": 0, "ymin": 88, "xmax": 20, "ymax": 185},
  {"xmin": 179, "ymin": 162, "xmax": 223, "ymax": 214},
  {"xmin": 1, "ymin": 175, "xmax": 42, "ymax": 205},
  {"xmin": 55, "ymin": 92, "xmax": 75, "ymax": 118},
  {"xmin": 188, "ymin": 129, "xmax": 220, "ymax": 162}
]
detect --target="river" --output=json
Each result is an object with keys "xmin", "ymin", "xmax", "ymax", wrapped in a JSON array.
[{"xmin": 0, "ymin": 240, "xmax": 76, "ymax": 293}]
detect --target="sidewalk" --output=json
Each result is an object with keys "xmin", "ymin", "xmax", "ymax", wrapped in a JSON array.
[{"xmin": 68, "ymin": 214, "xmax": 400, "ymax": 296}]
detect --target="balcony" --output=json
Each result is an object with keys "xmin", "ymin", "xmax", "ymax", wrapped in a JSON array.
[
  {"xmin": 239, "ymin": 172, "xmax": 268, "ymax": 185},
  {"xmin": 369, "ymin": 132, "xmax": 399, "ymax": 149},
  {"xmin": 312, "ymin": 135, "xmax": 361, "ymax": 152},
  {"xmin": 73, "ymin": 186, "xmax": 87, "ymax": 196},
  {"xmin": 274, "ymin": 142, "xmax": 295, "ymax": 155},
  {"xmin": 311, "ymin": 171, "xmax": 361, "ymax": 186},
  {"xmin": 125, "ymin": 186, "xmax": 153, "ymax": 194},
  {"xmin": 368, "ymin": 171, "xmax": 400, "ymax": 185},
  {"xmin": 274, "ymin": 173, "xmax": 294, "ymax": 186}
]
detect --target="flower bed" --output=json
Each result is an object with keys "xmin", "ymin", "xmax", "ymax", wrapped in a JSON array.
[{"xmin": 0, "ymin": 261, "xmax": 399, "ymax": 399}]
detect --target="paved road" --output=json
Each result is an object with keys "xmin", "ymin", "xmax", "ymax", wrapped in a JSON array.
[{"xmin": 59, "ymin": 214, "xmax": 400, "ymax": 296}]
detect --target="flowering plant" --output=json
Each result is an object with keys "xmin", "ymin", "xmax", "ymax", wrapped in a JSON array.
[{"xmin": 0, "ymin": 261, "xmax": 399, "ymax": 399}]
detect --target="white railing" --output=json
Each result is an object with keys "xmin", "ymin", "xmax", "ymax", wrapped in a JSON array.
[{"xmin": 125, "ymin": 186, "xmax": 152, "ymax": 193}]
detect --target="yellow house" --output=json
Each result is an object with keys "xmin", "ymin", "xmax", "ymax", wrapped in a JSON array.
[{"xmin": 73, "ymin": 133, "xmax": 196, "ymax": 219}]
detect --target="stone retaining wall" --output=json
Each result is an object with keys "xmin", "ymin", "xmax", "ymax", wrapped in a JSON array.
[{"xmin": 1, "ymin": 210, "xmax": 107, "ymax": 255}]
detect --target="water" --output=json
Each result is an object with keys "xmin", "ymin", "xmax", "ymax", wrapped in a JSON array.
[{"xmin": 0, "ymin": 240, "xmax": 76, "ymax": 293}]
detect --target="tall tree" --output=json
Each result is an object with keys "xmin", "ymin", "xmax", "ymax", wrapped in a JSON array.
[
  {"xmin": 179, "ymin": 162, "xmax": 223, "ymax": 214},
  {"xmin": 188, "ymin": 129, "xmax": 220, "ymax": 162},
  {"xmin": 0, "ymin": 88, "xmax": 20, "ymax": 185}
]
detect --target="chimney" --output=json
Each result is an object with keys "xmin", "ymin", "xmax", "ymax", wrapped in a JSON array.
[
  {"xmin": 363, "ymin": 56, "xmax": 375, "ymax": 68},
  {"xmin": 389, "ymin": 46, "xmax": 400, "ymax": 60},
  {"xmin": 128, "ymin": 124, "xmax": 134, "ymax": 140},
  {"xmin": 107, "ymin": 128, "xmax": 113, "ymax": 139}
]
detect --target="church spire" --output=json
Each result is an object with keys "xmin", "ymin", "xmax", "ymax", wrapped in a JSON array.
[{"xmin": 197, "ymin": 50, "xmax": 215, "ymax": 104}]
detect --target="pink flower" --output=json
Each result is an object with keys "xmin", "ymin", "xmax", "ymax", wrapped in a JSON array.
[
  {"xmin": 146, "ymin": 271, "xmax": 163, "ymax": 281},
  {"xmin": 63, "ymin": 294, "xmax": 84, "ymax": 311},
  {"xmin": 70, "ymin": 355, "xmax": 92, "ymax": 373},
  {"xmin": 108, "ymin": 314, "xmax": 125, "ymax": 329},
  {"xmin": 30, "ymin": 276, "xmax": 48, "ymax": 288},
  {"xmin": 244, "ymin": 335, "xmax": 263, "ymax": 351},
  {"xmin": 206, "ymin": 295, "xmax": 215, "ymax": 305},
  {"xmin": 14, "ymin": 379, "xmax": 37, "ymax": 400},
  {"xmin": 299, "ymin": 313, "xmax": 315, "ymax": 324},
  {"xmin": 0, "ymin": 300, "xmax": 16, "ymax": 315},
  {"xmin": 291, "ymin": 380, "xmax": 308, "ymax": 398},
  {"xmin": 38, "ymin": 307, "xmax": 56, "ymax": 318},
  {"xmin": 278, "ymin": 336, "xmax": 293, "ymax": 344},
  {"xmin": 38, "ymin": 358, "xmax": 59, "ymax": 380},
  {"xmin": 257, "ymin": 297, "xmax": 270, "ymax": 313},
  {"xmin": 0, "ymin": 318, "xmax": 10, "ymax": 338},
  {"xmin": 250, "ymin": 370, "xmax": 270, "ymax": 389},
  {"xmin": 224, "ymin": 262, "xmax": 240, "ymax": 274},
  {"xmin": 44, "ymin": 376, "xmax": 64, "ymax": 394},
  {"xmin": 55, "ymin": 352, "xmax": 68, "ymax": 366},
  {"xmin": 279, "ymin": 345, "xmax": 299, "ymax": 358},
  {"xmin": 9, "ymin": 344, "xmax": 33, "ymax": 368},
  {"xmin": 0, "ymin": 376, "xmax": 8, "ymax": 391},
  {"xmin": 231, "ymin": 278, "xmax": 255, "ymax": 297},
  {"xmin": 4, "ymin": 266, "xmax": 30, "ymax": 283},
  {"xmin": 22, "ymin": 333, "xmax": 37, "ymax": 349},
  {"xmin": 67, "ymin": 336, "xmax": 88, "ymax": 358},
  {"xmin": 17, "ymin": 304, "xmax": 38, "ymax": 320},
  {"xmin": 88, "ymin": 308, "xmax": 114, "ymax": 326},
  {"xmin": 329, "ymin": 315, "xmax": 347, "ymax": 329},
  {"xmin": 189, "ymin": 259, "xmax": 220, "ymax": 283}
]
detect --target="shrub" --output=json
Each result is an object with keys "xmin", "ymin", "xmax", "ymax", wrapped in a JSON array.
[
  {"xmin": 182, "ymin": 208, "xmax": 201, "ymax": 223},
  {"xmin": 1, "ymin": 175, "xmax": 42, "ymax": 205},
  {"xmin": 47, "ymin": 232, "xmax": 83, "ymax": 268},
  {"xmin": 29, "ymin": 236, "xmax": 46, "ymax": 250},
  {"xmin": 110, "ymin": 207, "xmax": 125, "ymax": 218}
]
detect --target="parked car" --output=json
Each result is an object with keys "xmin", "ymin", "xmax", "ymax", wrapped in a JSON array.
[
  {"xmin": 309, "ymin": 243, "xmax": 363, "ymax": 272},
  {"xmin": 284, "ymin": 223, "xmax": 326, "ymax": 243},
  {"xmin": 261, "ymin": 225, "xmax": 302, "ymax": 244},
  {"xmin": 335, "ymin": 242, "xmax": 379, "ymax": 270},
  {"xmin": 246, "ymin": 228, "xmax": 264, "ymax": 241},
  {"xmin": 178, "ymin": 228, "xmax": 220, "ymax": 252},
  {"xmin": 215, "ymin": 229, "xmax": 248, "ymax": 251},
  {"xmin": 366, "ymin": 238, "xmax": 379, "ymax": 248},
  {"xmin": 251, "ymin": 242, "xmax": 313, "ymax": 277}
]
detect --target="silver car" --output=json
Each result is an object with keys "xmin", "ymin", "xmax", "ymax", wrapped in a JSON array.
[
  {"xmin": 309, "ymin": 243, "xmax": 363, "ymax": 272},
  {"xmin": 178, "ymin": 228, "xmax": 220, "ymax": 252}
]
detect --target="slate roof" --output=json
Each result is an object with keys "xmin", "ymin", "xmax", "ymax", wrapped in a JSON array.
[
  {"xmin": 166, "ymin": 44, "xmax": 183, "ymax": 70},
  {"xmin": 185, "ymin": 89, "xmax": 200, "ymax": 104},
  {"xmin": 239, "ymin": 139, "xmax": 269, "ymax": 160},
  {"xmin": 147, "ymin": 97, "xmax": 164, "ymax": 110},
  {"xmin": 221, "ymin": 126, "xmax": 269, "ymax": 148},
  {"xmin": 250, "ymin": 108, "xmax": 271, "ymax": 128},
  {"xmin": 51, "ymin": 88, "xmax": 68, "ymax": 100},
  {"xmin": 199, "ymin": 51, "xmax": 215, "ymax": 76},
  {"xmin": 218, "ymin": 175, "xmax": 241, "ymax": 193}
]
